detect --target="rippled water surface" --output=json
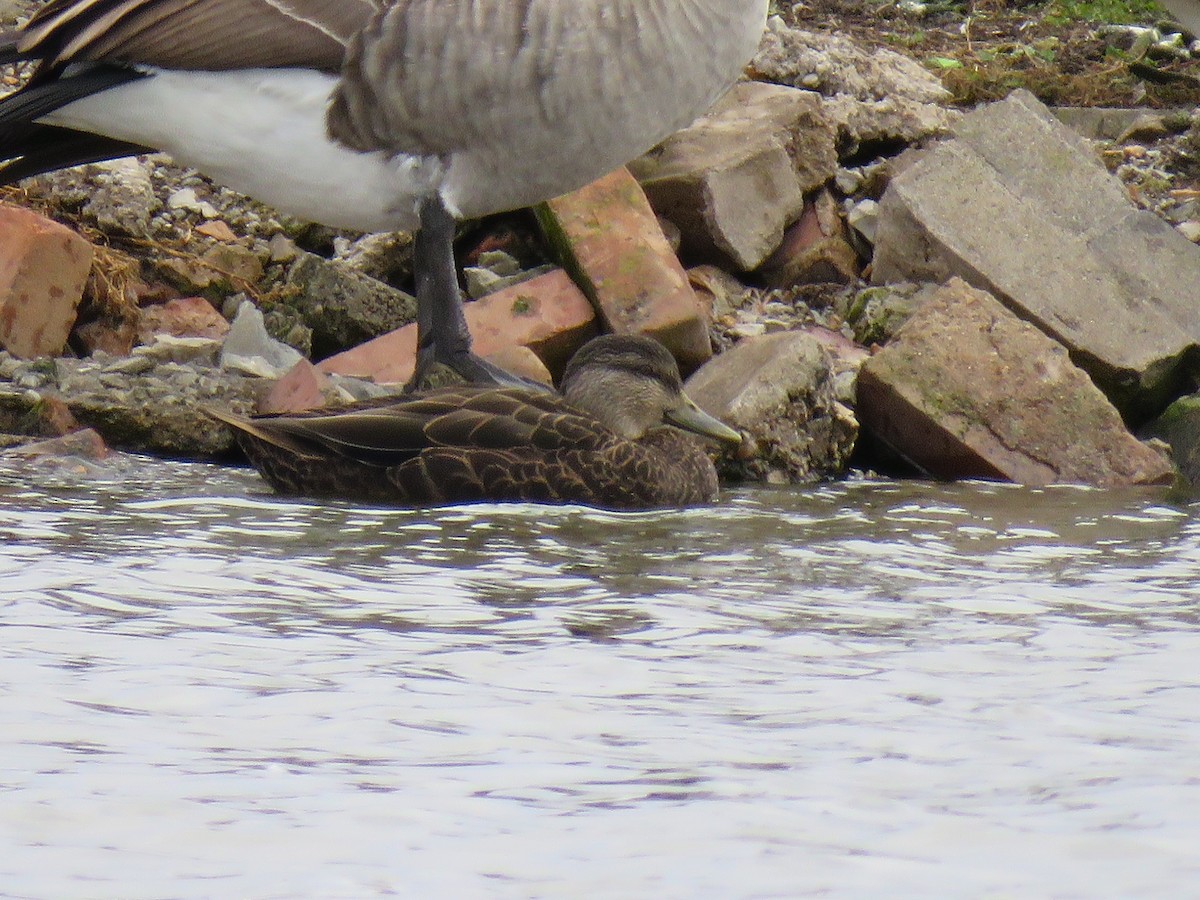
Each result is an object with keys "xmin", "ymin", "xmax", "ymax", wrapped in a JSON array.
[{"xmin": 2, "ymin": 453, "xmax": 1199, "ymax": 898}]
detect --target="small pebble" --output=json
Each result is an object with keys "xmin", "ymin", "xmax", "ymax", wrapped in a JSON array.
[
  {"xmin": 731, "ymin": 322, "xmax": 767, "ymax": 339},
  {"xmin": 835, "ymin": 168, "xmax": 864, "ymax": 195},
  {"xmin": 1176, "ymin": 220, "xmax": 1200, "ymax": 243},
  {"xmin": 267, "ymin": 233, "xmax": 299, "ymax": 263},
  {"xmin": 104, "ymin": 355, "xmax": 156, "ymax": 376}
]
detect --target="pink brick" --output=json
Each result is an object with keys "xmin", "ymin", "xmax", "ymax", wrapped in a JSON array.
[
  {"xmin": 137, "ymin": 296, "xmax": 230, "ymax": 344},
  {"xmin": 0, "ymin": 206, "xmax": 93, "ymax": 358},
  {"xmin": 483, "ymin": 345, "xmax": 553, "ymax": 386},
  {"xmin": 10, "ymin": 428, "xmax": 110, "ymax": 463},
  {"xmin": 259, "ymin": 358, "xmax": 336, "ymax": 414},
  {"xmin": 539, "ymin": 167, "xmax": 711, "ymax": 372},
  {"xmin": 319, "ymin": 267, "xmax": 596, "ymax": 385},
  {"xmin": 74, "ymin": 317, "xmax": 137, "ymax": 357}
]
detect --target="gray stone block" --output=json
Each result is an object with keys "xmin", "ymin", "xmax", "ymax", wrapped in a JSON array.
[
  {"xmin": 286, "ymin": 251, "xmax": 417, "ymax": 358},
  {"xmin": 856, "ymin": 279, "xmax": 1174, "ymax": 486},
  {"xmin": 632, "ymin": 82, "xmax": 836, "ymax": 271},
  {"xmin": 686, "ymin": 330, "xmax": 857, "ymax": 483},
  {"xmin": 872, "ymin": 90, "xmax": 1200, "ymax": 418}
]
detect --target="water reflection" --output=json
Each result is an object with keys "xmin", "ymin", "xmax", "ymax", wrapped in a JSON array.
[{"xmin": 1, "ymin": 455, "xmax": 1199, "ymax": 896}]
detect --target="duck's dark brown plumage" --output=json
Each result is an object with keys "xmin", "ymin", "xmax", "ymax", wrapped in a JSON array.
[{"xmin": 209, "ymin": 335, "xmax": 741, "ymax": 509}]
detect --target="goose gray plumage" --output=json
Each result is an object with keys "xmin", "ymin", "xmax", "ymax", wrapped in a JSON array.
[
  {"xmin": 1158, "ymin": 0, "xmax": 1200, "ymax": 35},
  {"xmin": 0, "ymin": 0, "xmax": 770, "ymax": 387},
  {"xmin": 207, "ymin": 334, "xmax": 742, "ymax": 509}
]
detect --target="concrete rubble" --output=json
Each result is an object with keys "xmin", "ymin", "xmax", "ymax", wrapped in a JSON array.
[
  {"xmin": 752, "ymin": 19, "xmax": 959, "ymax": 154},
  {"xmin": 284, "ymin": 251, "xmax": 417, "ymax": 358},
  {"xmin": 0, "ymin": 18, "xmax": 1198, "ymax": 495},
  {"xmin": 0, "ymin": 344, "xmax": 260, "ymax": 457},
  {"xmin": 630, "ymin": 81, "xmax": 837, "ymax": 272}
]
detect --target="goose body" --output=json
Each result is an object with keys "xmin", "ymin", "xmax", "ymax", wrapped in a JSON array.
[
  {"xmin": 42, "ymin": 67, "xmax": 417, "ymax": 231},
  {"xmin": 1159, "ymin": 1, "xmax": 1200, "ymax": 35},
  {"xmin": 2, "ymin": 0, "xmax": 769, "ymax": 231},
  {"xmin": 0, "ymin": 0, "xmax": 769, "ymax": 387},
  {"xmin": 208, "ymin": 335, "xmax": 742, "ymax": 509}
]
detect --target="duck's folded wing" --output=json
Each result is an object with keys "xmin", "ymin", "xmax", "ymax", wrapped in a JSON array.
[
  {"xmin": 420, "ymin": 389, "xmax": 616, "ymax": 453},
  {"xmin": 211, "ymin": 387, "xmax": 619, "ymax": 467},
  {"xmin": 18, "ymin": 0, "xmax": 380, "ymax": 71},
  {"xmin": 299, "ymin": 390, "xmax": 616, "ymax": 462},
  {"xmin": 233, "ymin": 407, "xmax": 437, "ymax": 465}
]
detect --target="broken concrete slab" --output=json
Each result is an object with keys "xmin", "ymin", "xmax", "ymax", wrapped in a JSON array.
[
  {"xmin": 753, "ymin": 20, "xmax": 958, "ymax": 154},
  {"xmin": 872, "ymin": 90, "xmax": 1200, "ymax": 420},
  {"xmin": 0, "ymin": 351, "xmax": 261, "ymax": 457},
  {"xmin": 685, "ymin": 330, "xmax": 858, "ymax": 483},
  {"xmin": 0, "ymin": 206, "xmax": 93, "ymax": 359},
  {"xmin": 318, "ymin": 267, "xmax": 597, "ymax": 385},
  {"xmin": 537, "ymin": 167, "xmax": 711, "ymax": 372},
  {"xmin": 631, "ymin": 81, "xmax": 836, "ymax": 271},
  {"xmin": 755, "ymin": 19, "xmax": 951, "ymax": 104},
  {"xmin": 855, "ymin": 279, "xmax": 1174, "ymax": 487},
  {"xmin": 285, "ymin": 251, "xmax": 418, "ymax": 358},
  {"xmin": 1141, "ymin": 392, "xmax": 1200, "ymax": 490}
]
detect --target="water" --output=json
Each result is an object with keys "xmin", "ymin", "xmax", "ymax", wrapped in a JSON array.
[{"xmin": 2, "ymin": 453, "xmax": 1199, "ymax": 898}]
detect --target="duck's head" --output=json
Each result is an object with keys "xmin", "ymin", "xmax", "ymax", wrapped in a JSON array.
[{"xmin": 560, "ymin": 335, "xmax": 741, "ymax": 447}]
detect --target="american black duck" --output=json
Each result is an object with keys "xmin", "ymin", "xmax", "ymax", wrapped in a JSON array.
[
  {"xmin": 0, "ymin": 0, "xmax": 769, "ymax": 387},
  {"xmin": 208, "ymin": 335, "xmax": 741, "ymax": 509}
]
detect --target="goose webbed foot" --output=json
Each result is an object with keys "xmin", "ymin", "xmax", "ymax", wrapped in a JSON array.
[
  {"xmin": 408, "ymin": 344, "xmax": 551, "ymax": 392},
  {"xmin": 405, "ymin": 194, "xmax": 553, "ymax": 394}
]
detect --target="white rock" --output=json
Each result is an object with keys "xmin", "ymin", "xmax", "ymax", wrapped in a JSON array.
[
  {"xmin": 1176, "ymin": 220, "xmax": 1200, "ymax": 243},
  {"xmin": 219, "ymin": 301, "xmax": 303, "ymax": 378},
  {"xmin": 847, "ymin": 198, "xmax": 879, "ymax": 245},
  {"xmin": 167, "ymin": 187, "xmax": 219, "ymax": 219}
]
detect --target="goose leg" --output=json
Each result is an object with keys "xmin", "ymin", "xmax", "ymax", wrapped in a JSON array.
[{"xmin": 408, "ymin": 195, "xmax": 546, "ymax": 392}]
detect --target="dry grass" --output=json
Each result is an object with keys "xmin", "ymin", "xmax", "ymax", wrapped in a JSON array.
[{"xmin": 794, "ymin": 0, "xmax": 1200, "ymax": 108}]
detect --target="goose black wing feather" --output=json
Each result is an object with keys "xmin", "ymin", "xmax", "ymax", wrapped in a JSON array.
[
  {"xmin": 0, "ymin": 125, "xmax": 150, "ymax": 183},
  {"xmin": 0, "ymin": 62, "xmax": 150, "ymax": 184}
]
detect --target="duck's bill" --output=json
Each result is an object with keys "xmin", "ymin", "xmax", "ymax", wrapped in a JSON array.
[{"xmin": 666, "ymin": 396, "xmax": 742, "ymax": 447}]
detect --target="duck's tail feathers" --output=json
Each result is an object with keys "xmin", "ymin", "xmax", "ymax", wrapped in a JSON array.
[{"xmin": 202, "ymin": 406, "xmax": 322, "ymax": 459}]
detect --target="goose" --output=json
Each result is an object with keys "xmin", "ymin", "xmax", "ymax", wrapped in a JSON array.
[
  {"xmin": 1158, "ymin": 0, "xmax": 1200, "ymax": 35},
  {"xmin": 0, "ymin": 0, "xmax": 770, "ymax": 387},
  {"xmin": 206, "ymin": 333, "xmax": 742, "ymax": 508}
]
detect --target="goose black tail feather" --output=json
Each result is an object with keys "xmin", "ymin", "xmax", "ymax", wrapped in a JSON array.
[
  {"xmin": 0, "ymin": 32, "xmax": 24, "ymax": 67},
  {"xmin": 0, "ymin": 126, "xmax": 151, "ymax": 183},
  {"xmin": 0, "ymin": 62, "xmax": 150, "ymax": 184}
]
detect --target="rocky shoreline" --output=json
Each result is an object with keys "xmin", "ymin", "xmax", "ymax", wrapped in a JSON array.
[{"xmin": 3, "ymin": 15, "xmax": 1200, "ymax": 494}]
